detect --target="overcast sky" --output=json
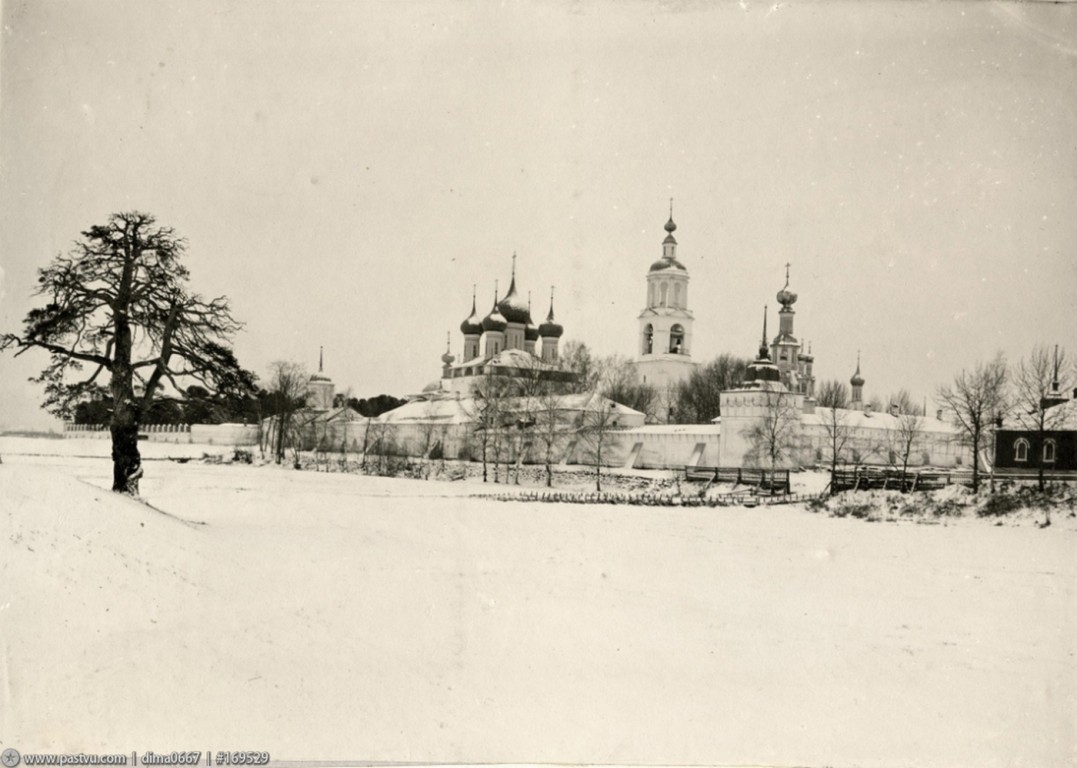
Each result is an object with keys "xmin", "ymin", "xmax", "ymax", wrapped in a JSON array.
[{"xmin": 2, "ymin": 0, "xmax": 1075, "ymax": 429}]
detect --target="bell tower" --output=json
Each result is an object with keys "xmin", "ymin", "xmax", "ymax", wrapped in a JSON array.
[{"xmin": 631, "ymin": 202, "xmax": 699, "ymax": 421}]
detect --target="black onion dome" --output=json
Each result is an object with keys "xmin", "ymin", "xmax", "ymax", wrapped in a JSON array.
[
  {"xmin": 482, "ymin": 304, "xmax": 507, "ymax": 333},
  {"xmin": 650, "ymin": 257, "xmax": 687, "ymax": 272},
  {"xmin": 665, "ymin": 215, "xmax": 677, "ymax": 234},
  {"xmin": 460, "ymin": 296, "xmax": 483, "ymax": 335},
  {"xmin": 850, "ymin": 369, "xmax": 865, "ymax": 387},
  {"xmin": 538, "ymin": 302, "xmax": 563, "ymax": 338},
  {"xmin": 497, "ymin": 277, "xmax": 531, "ymax": 324},
  {"xmin": 525, "ymin": 322, "xmax": 540, "ymax": 342}
]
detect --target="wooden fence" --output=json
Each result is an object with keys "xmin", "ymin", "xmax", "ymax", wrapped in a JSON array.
[{"xmin": 682, "ymin": 466, "xmax": 791, "ymax": 495}]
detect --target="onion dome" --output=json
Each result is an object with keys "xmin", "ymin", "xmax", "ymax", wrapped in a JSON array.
[
  {"xmin": 459, "ymin": 291, "xmax": 483, "ymax": 335},
  {"xmin": 776, "ymin": 264, "xmax": 797, "ymax": 308},
  {"xmin": 497, "ymin": 279, "xmax": 531, "ymax": 324},
  {"xmin": 850, "ymin": 354, "xmax": 864, "ymax": 387},
  {"xmin": 649, "ymin": 257, "xmax": 687, "ymax": 272},
  {"xmin": 652, "ymin": 201, "xmax": 686, "ymax": 271},
  {"xmin": 441, "ymin": 333, "xmax": 455, "ymax": 365},
  {"xmin": 538, "ymin": 292, "xmax": 563, "ymax": 338},
  {"xmin": 482, "ymin": 288, "xmax": 507, "ymax": 333},
  {"xmin": 497, "ymin": 256, "xmax": 531, "ymax": 324},
  {"xmin": 524, "ymin": 291, "xmax": 539, "ymax": 341}
]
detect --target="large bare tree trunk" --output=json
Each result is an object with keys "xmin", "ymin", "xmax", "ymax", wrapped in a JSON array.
[
  {"xmin": 111, "ymin": 418, "xmax": 142, "ymax": 495},
  {"xmin": 110, "ymin": 293, "xmax": 142, "ymax": 494}
]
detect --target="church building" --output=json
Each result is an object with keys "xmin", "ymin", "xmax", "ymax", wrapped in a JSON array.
[{"xmin": 438, "ymin": 255, "xmax": 576, "ymax": 394}]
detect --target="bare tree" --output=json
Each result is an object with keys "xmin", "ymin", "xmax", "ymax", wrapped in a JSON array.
[
  {"xmin": 561, "ymin": 339, "xmax": 601, "ymax": 393},
  {"xmin": 744, "ymin": 388, "xmax": 801, "ymax": 469},
  {"xmin": 578, "ymin": 397, "xmax": 619, "ymax": 491},
  {"xmin": 888, "ymin": 388, "xmax": 925, "ymax": 416},
  {"xmin": 532, "ymin": 383, "xmax": 565, "ymax": 488},
  {"xmin": 887, "ymin": 411, "xmax": 925, "ymax": 488},
  {"xmin": 818, "ymin": 406, "xmax": 852, "ymax": 495},
  {"xmin": 472, "ymin": 370, "xmax": 512, "ymax": 483},
  {"xmin": 266, "ymin": 361, "xmax": 309, "ymax": 466},
  {"xmin": 1, "ymin": 212, "xmax": 251, "ymax": 495},
  {"xmin": 936, "ymin": 353, "xmax": 1008, "ymax": 493},
  {"xmin": 415, "ymin": 399, "xmax": 442, "ymax": 479},
  {"xmin": 365, "ymin": 419, "xmax": 401, "ymax": 476},
  {"xmin": 600, "ymin": 354, "xmax": 659, "ymax": 422},
  {"xmin": 1012, "ymin": 344, "xmax": 1072, "ymax": 491},
  {"xmin": 816, "ymin": 380, "xmax": 849, "ymax": 409},
  {"xmin": 670, "ymin": 353, "xmax": 749, "ymax": 423}
]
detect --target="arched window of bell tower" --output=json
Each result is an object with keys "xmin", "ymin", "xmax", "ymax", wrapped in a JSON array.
[{"xmin": 669, "ymin": 324, "xmax": 684, "ymax": 354}]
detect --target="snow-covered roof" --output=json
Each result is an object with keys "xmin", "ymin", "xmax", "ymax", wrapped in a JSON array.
[
  {"xmin": 299, "ymin": 406, "xmax": 366, "ymax": 426},
  {"xmin": 801, "ymin": 407, "xmax": 959, "ymax": 435},
  {"xmin": 449, "ymin": 347, "xmax": 562, "ymax": 373},
  {"xmin": 621, "ymin": 424, "xmax": 721, "ymax": 436},
  {"xmin": 375, "ymin": 391, "xmax": 645, "ymax": 426}
]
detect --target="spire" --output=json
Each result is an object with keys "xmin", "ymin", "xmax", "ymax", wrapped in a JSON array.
[
  {"xmin": 319, "ymin": 346, "xmax": 324, "ymax": 373},
  {"xmin": 759, "ymin": 306, "xmax": 769, "ymax": 359}
]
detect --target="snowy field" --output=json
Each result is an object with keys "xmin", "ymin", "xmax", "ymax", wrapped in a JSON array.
[{"xmin": 1, "ymin": 437, "xmax": 1074, "ymax": 767}]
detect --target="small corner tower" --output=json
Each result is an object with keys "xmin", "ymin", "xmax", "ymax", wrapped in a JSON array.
[
  {"xmin": 631, "ymin": 201, "xmax": 699, "ymax": 420},
  {"xmin": 307, "ymin": 346, "xmax": 335, "ymax": 411}
]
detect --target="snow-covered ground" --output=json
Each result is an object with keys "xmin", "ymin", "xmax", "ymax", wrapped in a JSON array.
[{"xmin": 1, "ymin": 437, "xmax": 1074, "ymax": 767}]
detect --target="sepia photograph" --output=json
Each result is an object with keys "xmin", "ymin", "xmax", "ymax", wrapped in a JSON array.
[{"xmin": 1, "ymin": 1, "xmax": 1075, "ymax": 766}]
